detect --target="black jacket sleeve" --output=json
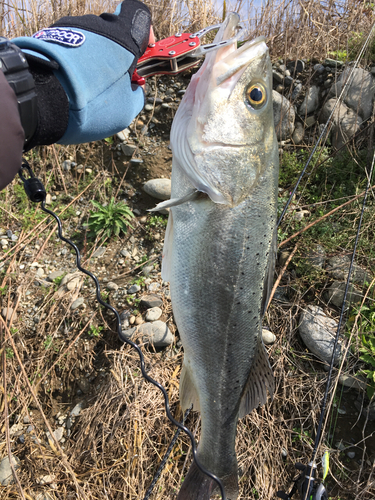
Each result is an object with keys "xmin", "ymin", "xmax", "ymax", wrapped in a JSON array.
[{"xmin": 0, "ymin": 70, "xmax": 24, "ymax": 190}]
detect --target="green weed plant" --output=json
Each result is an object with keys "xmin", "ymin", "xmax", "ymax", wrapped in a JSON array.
[{"xmin": 87, "ymin": 197, "xmax": 134, "ymax": 241}]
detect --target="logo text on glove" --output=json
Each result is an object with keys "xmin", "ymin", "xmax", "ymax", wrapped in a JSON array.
[{"xmin": 33, "ymin": 28, "xmax": 85, "ymax": 47}]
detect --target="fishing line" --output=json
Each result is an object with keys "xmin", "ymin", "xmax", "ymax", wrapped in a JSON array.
[
  {"xmin": 302, "ymin": 126, "xmax": 375, "ymax": 500},
  {"xmin": 277, "ymin": 20, "xmax": 375, "ymax": 229},
  {"xmin": 18, "ymin": 161, "xmax": 227, "ymax": 500}
]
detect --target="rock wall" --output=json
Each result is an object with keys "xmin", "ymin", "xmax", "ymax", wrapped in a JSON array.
[{"xmin": 272, "ymin": 58, "xmax": 375, "ymax": 149}]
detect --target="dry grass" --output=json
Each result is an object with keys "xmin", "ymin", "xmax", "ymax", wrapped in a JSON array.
[{"xmin": 1, "ymin": 0, "xmax": 375, "ymax": 499}]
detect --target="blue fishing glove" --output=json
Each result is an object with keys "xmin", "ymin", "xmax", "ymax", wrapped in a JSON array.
[{"xmin": 13, "ymin": 0, "xmax": 151, "ymax": 148}]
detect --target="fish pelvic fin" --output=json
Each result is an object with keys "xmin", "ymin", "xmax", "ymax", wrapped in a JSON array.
[
  {"xmin": 177, "ymin": 459, "xmax": 239, "ymax": 500},
  {"xmin": 238, "ymin": 341, "xmax": 274, "ymax": 418},
  {"xmin": 179, "ymin": 362, "xmax": 200, "ymax": 412}
]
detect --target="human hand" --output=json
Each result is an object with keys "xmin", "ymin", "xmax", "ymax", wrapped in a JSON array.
[{"xmin": 13, "ymin": 0, "xmax": 152, "ymax": 146}]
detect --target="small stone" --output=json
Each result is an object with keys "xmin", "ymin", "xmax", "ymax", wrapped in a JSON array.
[
  {"xmin": 272, "ymin": 70, "xmax": 283, "ymax": 83},
  {"xmin": 129, "ymin": 315, "xmax": 136, "ymax": 325},
  {"xmin": 335, "ymin": 441, "xmax": 346, "ymax": 451},
  {"xmin": 324, "ymin": 58, "xmax": 344, "ymax": 68},
  {"xmin": 92, "ymin": 247, "xmax": 106, "ymax": 258},
  {"xmin": 71, "ymin": 297, "xmax": 85, "ymax": 310},
  {"xmin": 116, "ymin": 128, "xmax": 130, "ymax": 142},
  {"xmin": 140, "ymin": 294, "xmax": 163, "ymax": 309},
  {"xmin": 143, "ymin": 178, "xmax": 171, "ymax": 200},
  {"xmin": 145, "ymin": 103, "xmax": 154, "ymax": 111},
  {"xmin": 23, "ymin": 416, "xmax": 30, "ymax": 424},
  {"xmin": 107, "ymin": 281, "xmax": 119, "ymax": 291},
  {"xmin": 36, "ymin": 267, "xmax": 45, "ymax": 278},
  {"xmin": 47, "ymin": 427, "xmax": 64, "ymax": 443},
  {"xmin": 47, "ymin": 270, "xmax": 65, "ymax": 282},
  {"xmin": 148, "ymin": 282, "xmax": 160, "ymax": 292},
  {"xmin": 339, "ymin": 374, "xmax": 367, "ymax": 391},
  {"xmin": 2, "ymin": 307, "xmax": 17, "ymax": 321},
  {"xmin": 120, "ymin": 249, "xmax": 131, "ymax": 258},
  {"xmin": 62, "ymin": 160, "xmax": 71, "ymax": 171},
  {"xmin": 326, "ymin": 281, "xmax": 363, "ymax": 308},
  {"xmin": 70, "ymin": 401, "xmax": 85, "ymax": 417},
  {"xmin": 287, "ymin": 59, "xmax": 305, "ymax": 75},
  {"xmin": 292, "ymin": 121, "xmax": 304, "ymax": 144},
  {"xmin": 292, "ymin": 210, "xmax": 310, "ymax": 221},
  {"xmin": 273, "ymin": 90, "xmax": 295, "ymax": 141},
  {"xmin": 0, "ymin": 454, "xmax": 20, "ymax": 486},
  {"xmin": 291, "ymin": 82, "xmax": 303, "ymax": 100},
  {"xmin": 142, "ymin": 265, "xmax": 154, "ymax": 276},
  {"xmin": 38, "ymin": 474, "xmax": 56, "ymax": 485},
  {"xmin": 135, "ymin": 316, "xmax": 144, "ymax": 325},
  {"xmin": 262, "ymin": 329, "xmax": 276, "ymax": 345},
  {"xmin": 276, "ymin": 84, "xmax": 284, "ymax": 93},
  {"xmin": 66, "ymin": 277, "xmax": 81, "ymax": 291},
  {"xmin": 77, "ymin": 378, "xmax": 90, "ymax": 394},
  {"xmin": 145, "ymin": 307, "xmax": 162, "ymax": 322},
  {"xmin": 313, "ymin": 63, "xmax": 325, "ymax": 73},
  {"xmin": 123, "ymin": 320, "xmax": 173, "ymax": 347},
  {"xmin": 347, "ymin": 451, "xmax": 356, "ymax": 459},
  {"xmin": 121, "ymin": 143, "xmax": 137, "ymax": 156},
  {"xmin": 308, "ymin": 244, "xmax": 326, "ymax": 268},
  {"xmin": 279, "ymin": 251, "xmax": 291, "ymax": 267},
  {"xmin": 130, "ymin": 158, "xmax": 143, "ymax": 165},
  {"xmin": 305, "ymin": 116, "xmax": 316, "ymax": 128},
  {"xmin": 327, "ymin": 255, "xmax": 370, "ymax": 284},
  {"xmin": 299, "ymin": 85, "xmax": 320, "ymax": 115},
  {"xmin": 128, "ymin": 284, "xmax": 141, "ymax": 294},
  {"xmin": 45, "ymin": 193, "xmax": 52, "ymax": 205}
]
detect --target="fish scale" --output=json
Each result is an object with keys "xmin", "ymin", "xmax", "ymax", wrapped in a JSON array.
[{"xmin": 157, "ymin": 12, "xmax": 279, "ymax": 500}]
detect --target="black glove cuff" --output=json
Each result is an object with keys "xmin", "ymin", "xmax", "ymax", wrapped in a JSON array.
[
  {"xmin": 52, "ymin": 0, "xmax": 151, "ymax": 63},
  {"xmin": 24, "ymin": 54, "xmax": 69, "ymax": 151},
  {"xmin": 0, "ymin": 37, "xmax": 38, "ymax": 148}
]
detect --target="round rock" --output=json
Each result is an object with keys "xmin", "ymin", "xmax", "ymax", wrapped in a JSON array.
[
  {"xmin": 272, "ymin": 90, "xmax": 295, "ymax": 140},
  {"xmin": 299, "ymin": 305, "xmax": 341, "ymax": 365},
  {"xmin": 262, "ymin": 329, "xmax": 276, "ymax": 345},
  {"xmin": 140, "ymin": 294, "xmax": 163, "ymax": 309},
  {"xmin": 143, "ymin": 178, "xmax": 171, "ymax": 201},
  {"xmin": 0, "ymin": 454, "xmax": 20, "ymax": 486},
  {"xmin": 123, "ymin": 321, "xmax": 173, "ymax": 347},
  {"xmin": 145, "ymin": 307, "xmax": 162, "ymax": 322}
]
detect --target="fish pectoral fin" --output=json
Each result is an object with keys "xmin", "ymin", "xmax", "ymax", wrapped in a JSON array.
[
  {"xmin": 238, "ymin": 342, "xmax": 275, "ymax": 418},
  {"xmin": 148, "ymin": 190, "xmax": 198, "ymax": 212},
  {"xmin": 179, "ymin": 363, "xmax": 200, "ymax": 412}
]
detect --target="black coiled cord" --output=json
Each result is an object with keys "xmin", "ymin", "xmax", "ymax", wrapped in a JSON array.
[{"xmin": 19, "ymin": 160, "xmax": 226, "ymax": 500}]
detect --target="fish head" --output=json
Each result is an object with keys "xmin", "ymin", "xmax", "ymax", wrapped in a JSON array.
[{"xmin": 171, "ymin": 13, "xmax": 277, "ymax": 206}]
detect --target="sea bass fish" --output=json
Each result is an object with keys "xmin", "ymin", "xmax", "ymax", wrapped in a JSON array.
[{"xmin": 160, "ymin": 12, "xmax": 279, "ymax": 500}]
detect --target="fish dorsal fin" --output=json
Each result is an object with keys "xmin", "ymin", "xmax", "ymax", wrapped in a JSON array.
[
  {"xmin": 179, "ymin": 362, "xmax": 200, "ymax": 412},
  {"xmin": 161, "ymin": 210, "xmax": 174, "ymax": 282},
  {"xmin": 238, "ymin": 342, "xmax": 274, "ymax": 418}
]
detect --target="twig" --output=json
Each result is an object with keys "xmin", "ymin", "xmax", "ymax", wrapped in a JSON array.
[
  {"xmin": 279, "ymin": 183, "xmax": 375, "ymax": 248},
  {"xmin": 267, "ymin": 243, "xmax": 299, "ymax": 311},
  {"xmin": 52, "ymin": 144, "xmax": 68, "ymax": 195}
]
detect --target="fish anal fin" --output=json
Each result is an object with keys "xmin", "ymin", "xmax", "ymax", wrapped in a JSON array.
[
  {"xmin": 179, "ymin": 363, "xmax": 200, "ymax": 412},
  {"xmin": 238, "ymin": 342, "xmax": 274, "ymax": 418}
]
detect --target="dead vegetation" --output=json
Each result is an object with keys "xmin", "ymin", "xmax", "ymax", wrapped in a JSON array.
[{"xmin": 1, "ymin": 0, "xmax": 375, "ymax": 499}]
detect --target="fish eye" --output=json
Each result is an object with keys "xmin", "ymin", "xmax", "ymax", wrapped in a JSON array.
[{"xmin": 245, "ymin": 83, "xmax": 267, "ymax": 110}]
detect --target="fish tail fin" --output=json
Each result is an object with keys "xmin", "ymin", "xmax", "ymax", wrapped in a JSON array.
[
  {"xmin": 177, "ymin": 460, "xmax": 238, "ymax": 500},
  {"xmin": 239, "ymin": 341, "xmax": 274, "ymax": 418}
]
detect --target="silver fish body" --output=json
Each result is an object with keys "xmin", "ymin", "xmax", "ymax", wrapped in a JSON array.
[{"xmin": 161, "ymin": 13, "xmax": 279, "ymax": 500}]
